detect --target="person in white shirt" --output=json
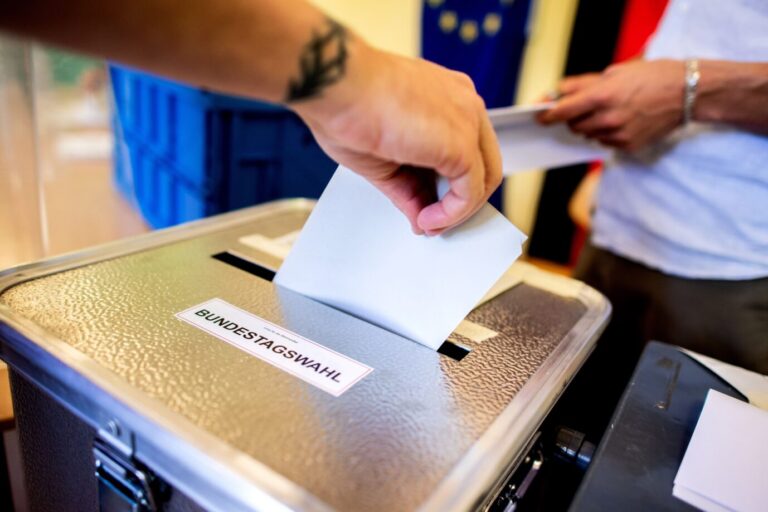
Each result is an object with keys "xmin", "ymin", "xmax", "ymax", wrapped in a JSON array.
[{"xmin": 541, "ymin": 0, "xmax": 768, "ymax": 382}]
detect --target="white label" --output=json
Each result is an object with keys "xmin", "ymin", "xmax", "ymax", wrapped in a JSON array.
[
  {"xmin": 453, "ymin": 320, "xmax": 498, "ymax": 343},
  {"xmin": 176, "ymin": 298, "xmax": 372, "ymax": 396},
  {"xmin": 238, "ymin": 232, "xmax": 296, "ymax": 260}
]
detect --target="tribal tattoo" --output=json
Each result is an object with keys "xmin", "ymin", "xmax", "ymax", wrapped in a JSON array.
[{"xmin": 286, "ymin": 18, "xmax": 348, "ymax": 102}]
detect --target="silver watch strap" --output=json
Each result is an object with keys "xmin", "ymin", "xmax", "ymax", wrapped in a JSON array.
[{"xmin": 684, "ymin": 59, "xmax": 700, "ymax": 125}]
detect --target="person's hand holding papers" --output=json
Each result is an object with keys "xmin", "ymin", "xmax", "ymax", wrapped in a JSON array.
[
  {"xmin": 293, "ymin": 44, "xmax": 502, "ymax": 236},
  {"xmin": 539, "ymin": 60, "xmax": 686, "ymax": 151}
]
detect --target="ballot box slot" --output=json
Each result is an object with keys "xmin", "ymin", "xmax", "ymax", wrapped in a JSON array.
[
  {"xmin": 212, "ymin": 251, "xmax": 276, "ymax": 281},
  {"xmin": 211, "ymin": 249, "xmax": 472, "ymax": 363},
  {"xmin": 438, "ymin": 340, "xmax": 472, "ymax": 361}
]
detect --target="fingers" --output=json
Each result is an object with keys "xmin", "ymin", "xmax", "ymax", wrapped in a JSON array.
[
  {"xmin": 305, "ymin": 54, "xmax": 503, "ymax": 235},
  {"xmin": 416, "ymin": 106, "xmax": 502, "ymax": 234},
  {"xmin": 368, "ymin": 165, "xmax": 437, "ymax": 235},
  {"xmin": 540, "ymin": 90, "xmax": 601, "ymax": 124},
  {"xmin": 539, "ymin": 73, "xmax": 605, "ymax": 125},
  {"xmin": 568, "ymin": 110, "xmax": 625, "ymax": 137},
  {"xmin": 559, "ymin": 73, "xmax": 602, "ymax": 95},
  {"xmin": 479, "ymin": 111, "xmax": 503, "ymax": 199},
  {"xmin": 417, "ymin": 149, "xmax": 485, "ymax": 235},
  {"xmin": 318, "ymin": 140, "xmax": 438, "ymax": 235}
]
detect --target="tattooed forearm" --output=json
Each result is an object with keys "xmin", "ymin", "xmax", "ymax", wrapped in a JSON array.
[{"xmin": 286, "ymin": 18, "xmax": 348, "ymax": 102}]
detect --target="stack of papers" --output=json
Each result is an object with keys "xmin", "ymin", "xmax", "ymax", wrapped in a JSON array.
[
  {"xmin": 487, "ymin": 103, "xmax": 611, "ymax": 174},
  {"xmin": 673, "ymin": 389, "xmax": 768, "ymax": 512},
  {"xmin": 274, "ymin": 167, "xmax": 526, "ymax": 350}
]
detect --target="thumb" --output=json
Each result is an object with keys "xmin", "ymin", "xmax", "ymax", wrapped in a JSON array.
[{"xmin": 368, "ymin": 165, "xmax": 438, "ymax": 235}]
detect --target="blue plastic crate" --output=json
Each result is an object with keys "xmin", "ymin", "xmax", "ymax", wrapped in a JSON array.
[{"xmin": 110, "ymin": 65, "xmax": 337, "ymax": 228}]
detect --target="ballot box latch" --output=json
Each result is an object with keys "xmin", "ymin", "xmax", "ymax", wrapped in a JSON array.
[{"xmin": 93, "ymin": 438, "xmax": 168, "ymax": 512}]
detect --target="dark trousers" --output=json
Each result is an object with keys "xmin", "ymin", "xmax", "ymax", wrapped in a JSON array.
[
  {"xmin": 575, "ymin": 242, "xmax": 768, "ymax": 375},
  {"xmin": 557, "ymin": 242, "xmax": 768, "ymax": 441}
]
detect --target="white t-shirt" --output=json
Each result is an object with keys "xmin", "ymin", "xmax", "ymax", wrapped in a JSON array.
[{"xmin": 592, "ymin": 0, "xmax": 768, "ymax": 279}]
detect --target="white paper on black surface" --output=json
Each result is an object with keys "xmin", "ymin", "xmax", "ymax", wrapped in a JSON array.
[{"xmin": 673, "ymin": 389, "xmax": 768, "ymax": 512}]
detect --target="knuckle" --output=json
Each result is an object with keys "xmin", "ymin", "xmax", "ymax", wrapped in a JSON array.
[
  {"xmin": 492, "ymin": 159, "xmax": 503, "ymax": 178},
  {"xmin": 441, "ymin": 146, "xmax": 472, "ymax": 175},
  {"xmin": 473, "ymin": 93, "xmax": 486, "ymax": 111},
  {"xmin": 458, "ymin": 97, "xmax": 483, "ymax": 120},
  {"xmin": 592, "ymin": 91, "xmax": 611, "ymax": 108},
  {"xmin": 453, "ymin": 71, "xmax": 475, "ymax": 89},
  {"xmin": 469, "ymin": 180, "xmax": 485, "ymax": 204},
  {"xmin": 558, "ymin": 79, "xmax": 573, "ymax": 94},
  {"xmin": 602, "ymin": 113, "xmax": 624, "ymax": 130},
  {"xmin": 490, "ymin": 167, "xmax": 503, "ymax": 188}
]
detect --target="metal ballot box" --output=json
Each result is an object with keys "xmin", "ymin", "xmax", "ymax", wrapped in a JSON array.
[{"xmin": 0, "ymin": 200, "xmax": 609, "ymax": 512}]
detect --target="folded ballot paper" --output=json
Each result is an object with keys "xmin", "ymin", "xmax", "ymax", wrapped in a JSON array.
[
  {"xmin": 274, "ymin": 166, "xmax": 526, "ymax": 350},
  {"xmin": 673, "ymin": 389, "xmax": 768, "ymax": 512},
  {"xmin": 487, "ymin": 103, "xmax": 611, "ymax": 174}
]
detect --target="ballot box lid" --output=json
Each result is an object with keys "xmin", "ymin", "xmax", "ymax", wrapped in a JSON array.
[{"xmin": 0, "ymin": 200, "xmax": 609, "ymax": 512}]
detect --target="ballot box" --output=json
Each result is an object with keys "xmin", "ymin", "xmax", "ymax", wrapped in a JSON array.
[{"xmin": 0, "ymin": 200, "xmax": 609, "ymax": 512}]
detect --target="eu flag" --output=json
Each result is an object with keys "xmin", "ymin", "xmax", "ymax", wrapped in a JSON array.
[
  {"xmin": 422, "ymin": 0, "xmax": 533, "ymax": 209},
  {"xmin": 422, "ymin": 0, "xmax": 533, "ymax": 108}
]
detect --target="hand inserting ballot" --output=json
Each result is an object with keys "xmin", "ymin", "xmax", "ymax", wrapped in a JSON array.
[{"xmin": 294, "ymin": 41, "xmax": 502, "ymax": 236}]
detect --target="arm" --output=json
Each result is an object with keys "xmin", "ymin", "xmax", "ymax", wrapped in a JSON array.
[
  {"xmin": 539, "ymin": 59, "xmax": 768, "ymax": 151},
  {"xmin": 695, "ymin": 60, "xmax": 768, "ymax": 132},
  {"xmin": 1, "ymin": 0, "xmax": 501, "ymax": 235}
]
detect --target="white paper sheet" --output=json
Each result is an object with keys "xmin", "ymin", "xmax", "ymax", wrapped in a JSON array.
[
  {"xmin": 488, "ymin": 103, "xmax": 611, "ymax": 175},
  {"xmin": 274, "ymin": 166, "xmax": 526, "ymax": 350},
  {"xmin": 682, "ymin": 349, "xmax": 768, "ymax": 411},
  {"xmin": 673, "ymin": 389, "xmax": 768, "ymax": 512}
]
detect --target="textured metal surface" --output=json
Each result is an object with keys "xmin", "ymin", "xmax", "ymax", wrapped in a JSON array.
[
  {"xmin": 12, "ymin": 369, "xmax": 99, "ymax": 512},
  {"xmin": 450, "ymin": 286, "xmax": 586, "ymax": 425},
  {"xmin": 0, "ymin": 202, "xmax": 606, "ymax": 511},
  {"xmin": 11, "ymin": 371, "xmax": 206, "ymax": 512}
]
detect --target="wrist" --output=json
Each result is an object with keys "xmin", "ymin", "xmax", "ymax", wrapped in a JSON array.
[
  {"xmin": 695, "ymin": 60, "xmax": 753, "ymax": 123},
  {"xmin": 289, "ymin": 32, "xmax": 381, "ymax": 126}
]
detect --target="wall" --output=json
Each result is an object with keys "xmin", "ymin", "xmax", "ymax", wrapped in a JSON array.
[
  {"xmin": 506, "ymin": 0, "xmax": 579, "ymax": 236},
  {"xmin": 309, "ymin": 0, "xmax": 422, "ymax": 57}
]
